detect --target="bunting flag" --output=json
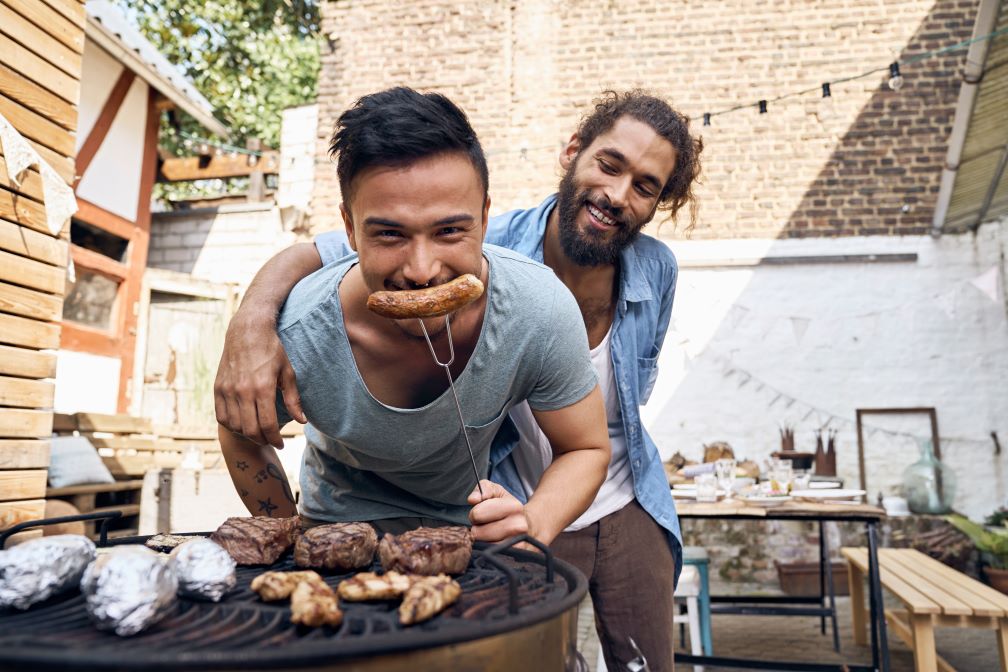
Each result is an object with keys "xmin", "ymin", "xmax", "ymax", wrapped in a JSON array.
[
  {"xmin": 934, "ymin": 289, "xmax": 957, "ymax": 320},
  {"xmin": 970, "ymin": 266, "xmax": 1000, "ymax": 304},
  {"xmin": 0, "ymin": 111, "xmax": 77, "ymax": 235},
  {"xmin": 728, "ymin": 305, "xmax": 749, "ymax": 329},
  {"xmin": 789, "ymin": 316, "xmax": 810, "ymax": 345}
]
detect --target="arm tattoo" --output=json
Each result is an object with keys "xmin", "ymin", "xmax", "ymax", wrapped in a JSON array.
[
  {"xmin": 236, "ymin": 460, "xmax": 249, "ymax": 471},
  {"xmin": 257, "ymin": 498, "xmax": 279, "ymax": 516},
  {"xmin": 266, "ymin": 463, "xmax": 297, "ymax": 505}
]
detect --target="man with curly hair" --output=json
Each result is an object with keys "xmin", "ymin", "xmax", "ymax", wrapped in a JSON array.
[{"xmin": 215, "ymin": 91, "xmax": 702, "ymax": 671}]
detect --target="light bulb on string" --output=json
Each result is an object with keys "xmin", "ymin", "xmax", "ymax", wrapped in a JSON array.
[
  {"xmin": 818, "ymin": 82, "xmax": 837, "ymax": 124},
  {"xmin": 888, "ymin": 62, "xmax": 904, "ymax": 90},
  {"xmin": 758, "ymin": 100, "xmax": 768, "ymax": 114},
  {"xmin": 182, "ymin": 138, "xmax": 193, "ymax": 149},
  {"xmin": 214, "ymin": 147, "xmax": 224, "ymax": 157}
]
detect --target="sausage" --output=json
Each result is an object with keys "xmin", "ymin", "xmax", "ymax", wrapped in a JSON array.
[{"xmin": 367, "ymin": 273, "xmax": 485, "ymax": 319}]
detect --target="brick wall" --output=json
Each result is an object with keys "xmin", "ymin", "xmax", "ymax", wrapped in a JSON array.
[{"xmin": 310, "ymin": 0, "xmax": 977, "ymax": 239}]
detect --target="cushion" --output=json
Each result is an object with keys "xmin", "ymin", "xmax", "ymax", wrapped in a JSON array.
[{"xmin": 47, "ymin": 435, "xmax": 115, "ymax": 488}]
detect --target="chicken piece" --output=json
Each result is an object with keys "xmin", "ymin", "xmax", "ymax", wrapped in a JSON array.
[
  {"xmin": 251, "ymin": 570, "xmax": 326, "ymax": 601},
  {"xmin": 290, "ymin": 579, "xmax": 343, "ymax": 628},
  {"xmin": 337, "ymin": 571, "xmax": 414, "ymax": 601},
  {"xmin": 398, "ymin": 574, "xmax": 461, "ymax": 625}
]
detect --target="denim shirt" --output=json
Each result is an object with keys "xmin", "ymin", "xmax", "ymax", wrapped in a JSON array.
[{"xmin": 314, "ymin": 194, "xmax": 682, "ymax": 578}]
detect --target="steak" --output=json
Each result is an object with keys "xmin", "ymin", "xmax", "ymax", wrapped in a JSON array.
[
  {"xmin": 294, "ymin": 522, "xmax": 378, "ymax": 571},
  {"xmin": 209, "ymin": 516, "xmax": 300, "ymax": 565},
  {"xmin": 378, "ymin": 526, "xmax": 473, "ymax": 575}
]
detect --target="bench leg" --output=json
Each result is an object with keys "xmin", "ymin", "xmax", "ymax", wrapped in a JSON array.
[
  {"xmin": 848, "ymin": 559, "xmax": 868, "ymax": 646},
  {"xmin": 997, "ymin": 620, "xmax": 1008, "ymax": 672},
  {"xmin": 910, "ymin": 613, "xmax": 937, "ymax": 672}
]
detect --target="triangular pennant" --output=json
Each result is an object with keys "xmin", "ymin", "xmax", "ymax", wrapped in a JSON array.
[
  {"xmin": 934, "ymin": 290, "xmax": 957, "ymax": 319},
  {"xmin": 0, "ymin": 113, "xmax": 40, "ymax": 185},
  {"xmin": 39, "ymin": 162, "xmax": 77, "ymax": 235},
  {"xmin": 728, "ymin": 305, "xmax": 749, "ymax": 329},
  {"xmin": 790, "ymin": 316, "xmax": 811, "ymax": 345},
  {"xmin": 970, "ymin": 266, "xmax": 1000, "ymax": 304}
]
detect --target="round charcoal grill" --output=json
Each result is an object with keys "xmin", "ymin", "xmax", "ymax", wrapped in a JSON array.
[{"xmin": 0, "ymin": 514, "xmax": 588, "ymax": 672}]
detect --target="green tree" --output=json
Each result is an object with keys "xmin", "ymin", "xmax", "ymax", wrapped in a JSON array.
[{"xmin": 117, "ymin": 0, "xmax": 320, "ymax": 197}]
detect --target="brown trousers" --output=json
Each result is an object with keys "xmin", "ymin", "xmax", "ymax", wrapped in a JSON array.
[{"xmin": 551, "ymin": 499, "xmax": 678, "ymax": 672}]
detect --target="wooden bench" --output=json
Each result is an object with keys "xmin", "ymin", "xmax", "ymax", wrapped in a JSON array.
[
  {"xmin": 842, "ymin": 546, "xmax": 1008, "ymax": 672},
  {"xmin": 50, "ymin": 413, "xmax": 223, "ymax": 538}
]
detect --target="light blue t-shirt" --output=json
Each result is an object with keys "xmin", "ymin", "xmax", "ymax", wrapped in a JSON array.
[{"xmin": 275, "ymin": 244, "xmax": 597, "ymax": 525}]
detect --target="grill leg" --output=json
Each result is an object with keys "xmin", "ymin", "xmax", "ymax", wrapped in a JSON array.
[{"xmin": 820, "ymin": 521, "xmax": 840, "ymax": 652}]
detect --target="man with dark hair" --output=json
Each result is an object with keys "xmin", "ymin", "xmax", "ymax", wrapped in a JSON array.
[
  {"xmin": 216, "ymin": 89, "xmax": 701, "ymax": 671},
  {"xmin": 217, "ymin": 86, "xmax": 610, "ymax": 547}
]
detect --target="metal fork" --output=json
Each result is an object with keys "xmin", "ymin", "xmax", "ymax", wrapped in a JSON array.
[{"xmin": 417, "ymin": 314, "xmax": 484, "ymax": 500}]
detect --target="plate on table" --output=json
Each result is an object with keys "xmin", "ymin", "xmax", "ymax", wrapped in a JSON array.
[
  {"xmin": 808, "ymin": 481, "xmax": 841, "ymax": 489},
  {"xmin": 741, "ymin": 494, "xmax": 792, "ymax": 507},
  {"xmin": 791, "ymin": 488, "xmax": 866, "ymax": 501}
]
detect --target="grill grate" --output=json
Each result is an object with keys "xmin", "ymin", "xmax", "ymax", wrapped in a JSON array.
[{"xmin": 0, "ymin": 533, "xmax": 585, "ymax": 671}]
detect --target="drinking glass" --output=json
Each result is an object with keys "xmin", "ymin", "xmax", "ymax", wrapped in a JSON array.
[
  {"xmin": 695, "ymin": 473, "xmax": 719, "ymax": 503},
  {"xmin": 714, "ymin": 458, "xmax": 737, "ymax": 499}
]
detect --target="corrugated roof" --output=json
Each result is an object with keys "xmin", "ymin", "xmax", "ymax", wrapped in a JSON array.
[
  {"xmin": 85, "ymin": 0, "xmax": 228, "ymax": 137},
  {"xmin": 943, "ymin": 3, "xmax": 1008, "ymax": 231}
]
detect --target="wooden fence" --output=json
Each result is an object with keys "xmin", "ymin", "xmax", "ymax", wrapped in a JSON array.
[{"xmin": 0, "ymin": 0, "xmax": 84, "ymax": 542}]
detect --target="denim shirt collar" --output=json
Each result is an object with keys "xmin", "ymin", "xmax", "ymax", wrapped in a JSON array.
[{"xmin": 522, "ymin": 194, "xmax": 653, "ymax": 307}]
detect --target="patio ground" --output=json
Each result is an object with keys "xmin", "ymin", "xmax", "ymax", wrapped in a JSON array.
[{"xmin": 576, "ymin": 586, "xmax": 1001, "ymax": 671}]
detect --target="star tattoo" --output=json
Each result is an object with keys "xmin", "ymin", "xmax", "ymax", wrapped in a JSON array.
[
  {"xmin": 257, "ymin": 498, "xmax": 278, "ymax": 516},
  {"xmin": 236, "ymin": 460, "xmax": 249, "ymax": 471}
]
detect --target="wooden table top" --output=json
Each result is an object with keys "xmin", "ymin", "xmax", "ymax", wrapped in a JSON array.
[{"xmin": 675, "ymin": 497, "xmax": 885, "ymax": 520}]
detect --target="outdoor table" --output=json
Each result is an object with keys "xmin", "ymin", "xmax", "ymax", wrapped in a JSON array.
[{"xmin": 674, "ymin": 497, "xmax": 890, "ymax": 672}]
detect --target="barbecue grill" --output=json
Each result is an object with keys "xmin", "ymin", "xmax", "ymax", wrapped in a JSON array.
[{"xmin": 0, "ymin": 513, "xmax": 588, "ymax": 672}]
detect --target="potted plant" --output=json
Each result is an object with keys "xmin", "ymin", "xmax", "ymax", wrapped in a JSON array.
[{"xmin": 946, "ymin": 513, "xmax": 1008, "ymax": 594}]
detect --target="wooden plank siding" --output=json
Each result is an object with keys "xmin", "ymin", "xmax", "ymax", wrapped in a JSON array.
[{"xmin": 0, "ymin": 0, "xmax": 83, "ymax": 532}]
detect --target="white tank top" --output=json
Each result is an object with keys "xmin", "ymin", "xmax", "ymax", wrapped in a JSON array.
[{"xmin": 510, "ymin": 326, "xmax": 635, "ymax": 530}]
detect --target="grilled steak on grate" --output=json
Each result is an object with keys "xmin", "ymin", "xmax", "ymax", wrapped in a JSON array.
[
  {"xmin": 294, "ymin": 522, "xmax": 378, "ymax": 571},
  {"xmin": 378, "ymin": 526, "xmax": 473, "ymax": 575},
  {"xmin": 210, "ymin": 516, "xmax": 300, "ymax": 565}
]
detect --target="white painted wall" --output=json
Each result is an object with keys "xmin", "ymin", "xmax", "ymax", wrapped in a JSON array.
[
  {"xmin": 53, "ymin": 350, "xmax": 121, "ymax": 414},
  {"xmin": 645, "ymin": 217, "xmax": 1008, "ymax": 520},
  {"xmin": 277, "ymin": 104, "xmax": 318, "ymax": 212},
  {"xmin": 148, "ymin": 203, "xmax": 297, "ymax": 288},
  {"xmin": 75, "ymin": 40, "xmax": 148, "ymax": 222}
]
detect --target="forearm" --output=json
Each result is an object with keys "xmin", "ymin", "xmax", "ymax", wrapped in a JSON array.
[
  {"xmin": 236, "ymin": 243, "xmax": 323, "ymax": 323},
  {"xmin": 219, "ymin": 425, "xmax": 298, "ymax": 518},
  {"xmin": 524, "ymin": 443, "xmax": 608, "ymax": 544}
]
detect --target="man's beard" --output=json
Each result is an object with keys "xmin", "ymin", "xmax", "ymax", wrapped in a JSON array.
[{"xmin": 555, "ymin": 163, "xmax": 643, "ymax": 266}]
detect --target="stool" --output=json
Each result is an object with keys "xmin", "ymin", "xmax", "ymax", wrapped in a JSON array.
[
  {"xmin": 682, "ymin": 546, "xmax": 713, "ymax": 656},
  {"xmin": 596, "ymin": 564, "xmax": 705, "ymax": 672}
]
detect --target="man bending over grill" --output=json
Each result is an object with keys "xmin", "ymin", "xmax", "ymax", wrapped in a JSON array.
[
  {"xmin": 217, "ymin": 87, "xmax": 610, "ymax": 548},
  {"xmin": 216, "ymin": 90, "xmax": 702, "ymax": 672}
]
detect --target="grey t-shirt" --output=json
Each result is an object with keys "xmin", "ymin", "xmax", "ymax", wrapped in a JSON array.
[{"xmin": 275, "ymin": 244, "xmax": 597, "ymax": 525}]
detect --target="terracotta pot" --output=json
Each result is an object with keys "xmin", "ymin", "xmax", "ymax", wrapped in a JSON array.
[{"xmin": 983, "ymin": 566, "xmax": 1008, "ymax": 595}]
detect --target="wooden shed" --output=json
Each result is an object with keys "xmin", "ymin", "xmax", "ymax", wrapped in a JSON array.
[{"xmin": 0, "ymin": 0, "xmax": 224, "ymax": 540}]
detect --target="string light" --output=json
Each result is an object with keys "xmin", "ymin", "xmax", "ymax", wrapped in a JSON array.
[
  {"xmin": 888, "ymin": 61, "xmax": 904, "ymax": 90},
  {"xmin": 691, "ymin": 25, "xmax": 1008, "ymax": 125}
]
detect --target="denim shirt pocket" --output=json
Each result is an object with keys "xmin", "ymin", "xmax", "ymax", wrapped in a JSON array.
[{"xmin": 637, "ymin": 354, "xmax": 660, "ymax": 403}]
